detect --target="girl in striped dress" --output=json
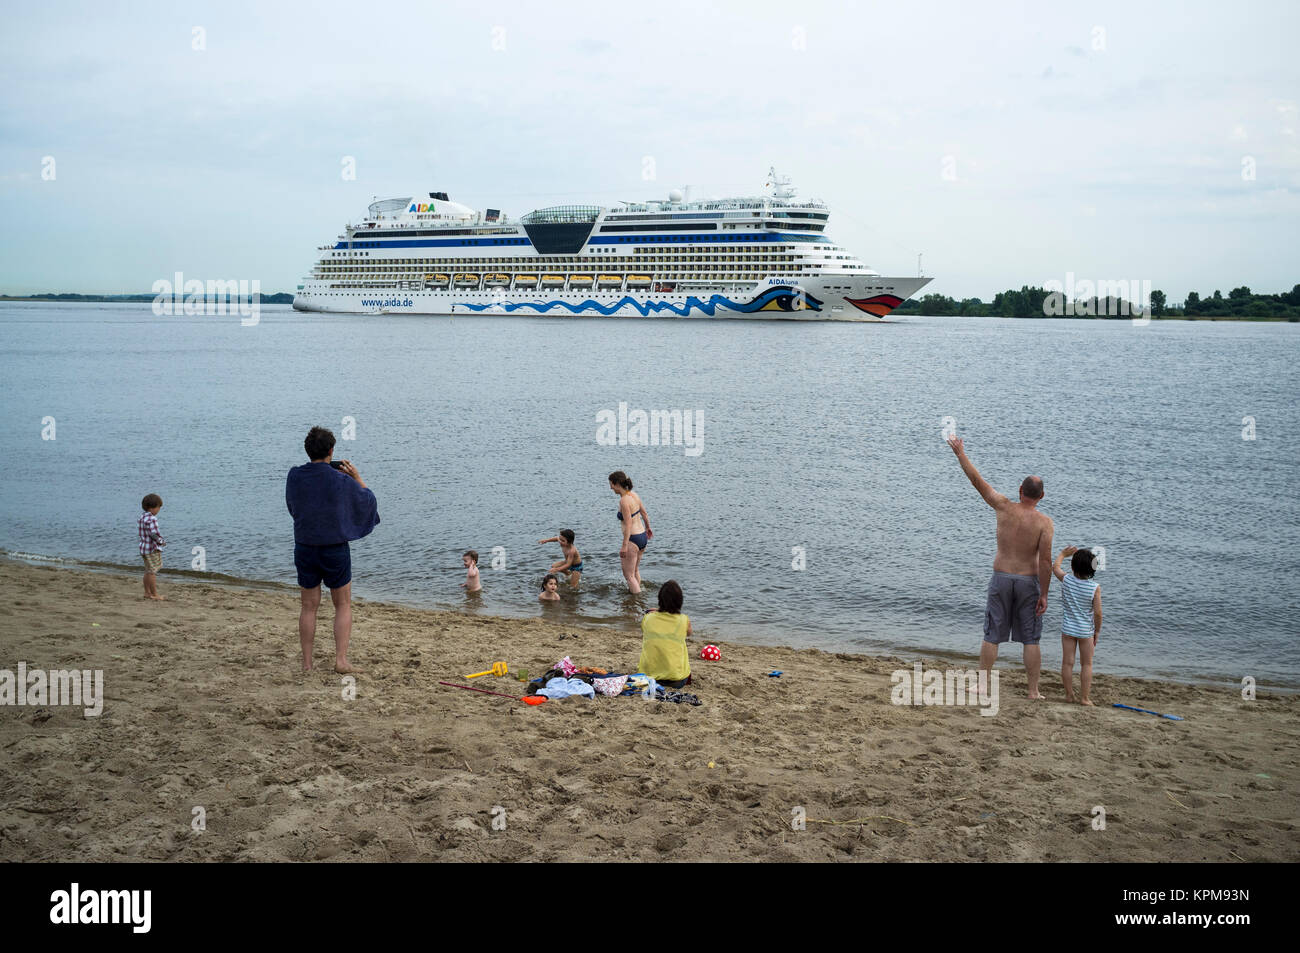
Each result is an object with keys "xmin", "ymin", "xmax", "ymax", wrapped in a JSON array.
[{"xmin": 1052, "ymin": 546, "xmax": 1103, "ymax": 705}]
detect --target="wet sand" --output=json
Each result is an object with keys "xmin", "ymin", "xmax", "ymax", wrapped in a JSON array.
[{"xmin": 0, "ymin": 559, "xmax": 1296, "ymax": 862}]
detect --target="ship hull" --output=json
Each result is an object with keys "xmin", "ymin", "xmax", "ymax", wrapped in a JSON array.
[{"xmin": 293, "ymin": 276, "xmax": 932, "ymax": 321}]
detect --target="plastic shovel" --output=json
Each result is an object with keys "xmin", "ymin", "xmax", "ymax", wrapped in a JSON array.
[{"xmin": 464, "ymin": 661, "xmax": 508, "ymax": 679}]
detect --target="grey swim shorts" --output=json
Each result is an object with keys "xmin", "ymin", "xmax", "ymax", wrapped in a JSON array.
[{"xmin": 984, "ymin": 571, "xmax": 1042, "ymax": 645}]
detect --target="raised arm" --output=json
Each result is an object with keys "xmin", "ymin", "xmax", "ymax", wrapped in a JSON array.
[
  {"xmin": 1052, "ymin": 545, "xmax": 1078, "ymax": 582},
  {"xmin": 946, "ymin": 436, "xmax": 1007, "ymax": 509}
]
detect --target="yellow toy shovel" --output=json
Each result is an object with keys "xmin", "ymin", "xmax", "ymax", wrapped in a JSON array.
[{"xmin": 464, "ymin": 661, "xmax": 508, "ymax": 679}]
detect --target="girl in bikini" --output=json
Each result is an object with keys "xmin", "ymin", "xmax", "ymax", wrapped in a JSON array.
[{"xmin": 609, "ymin": 470, "xmax": 651, "ymax": 593}]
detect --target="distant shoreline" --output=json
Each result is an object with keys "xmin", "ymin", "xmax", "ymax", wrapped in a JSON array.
[
  {"xmin": 1, "ymin": 296, "xmax": 1295, "ymax": 321},
  {"xmin": 1, "ymin": 293, "xmax": 1295, "ymax": 321},
  {"xmin": 0, "ymin": 293, "xmax": 295, "ymax": 304}
]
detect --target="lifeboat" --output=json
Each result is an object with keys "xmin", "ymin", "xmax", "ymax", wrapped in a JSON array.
[
  {"xmin": 514, "ymin": 274, "xmax": 539, "ymax": 287},
  {"xmin": 568, "ymin": 275, "xmax": 594, "ymax": 288},
  {"xmin": 453, "ymin": 273, "xmax": 480, "ymax": 287},
  {"xmin": 597, "ymin": 274, "xmax": 623, "ymax": 288},
  {"xmin": 626, "ymin": 275, "xmax": 652, "ymax": 289},
  {"xmin": 540, "ymin": 274, "xmax": 565, "ymax": 288},
  {"xmin": 483, "ymin": 273, "xmax": 511, "ymax": 287},
  {"xmin": 424, "ymin": 273, "xmax": 450, "ymax": 289}
]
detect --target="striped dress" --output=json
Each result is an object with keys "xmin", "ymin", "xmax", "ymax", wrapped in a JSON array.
[{"xmin": 1060, "ymin": 573, "xmax": 1099, "ymax": 639}]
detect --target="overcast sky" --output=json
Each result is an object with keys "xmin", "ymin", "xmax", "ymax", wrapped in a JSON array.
[{"xmin": 1, "ymin": 0, "xmax": 1296, "ymax": 300}]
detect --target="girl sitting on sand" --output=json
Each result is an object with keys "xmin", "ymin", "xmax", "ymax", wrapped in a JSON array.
[
  {"xmin": 1052, "ymin": 546, "xmax": 1103, "ymax": 705},
  {"xmin": 638, "ymin": 580, "xmax": 692, "ymax": 688}
]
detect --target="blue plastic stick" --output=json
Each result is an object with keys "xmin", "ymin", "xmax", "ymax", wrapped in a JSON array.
[{"xmin": 1112, "ymin": 703, "xmax": 1184, "ymax": 721}]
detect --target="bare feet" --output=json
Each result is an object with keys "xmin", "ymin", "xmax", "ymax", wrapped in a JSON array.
[
  {"xmin": 1028, "ymin": 692, "xmax": 1046, "ymax": 700},
  {"xmin": 1080, "ymin": 698, "xmax": 1095, "ymax": 706},
  {"xmin": 334, "ymin": 661, "xmax": 359, "ymax": 675}
]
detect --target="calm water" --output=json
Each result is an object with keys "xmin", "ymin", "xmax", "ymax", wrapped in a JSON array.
[{"xmin": 2, "ymin": 302, "xmax": 1297, "ymax": 687}]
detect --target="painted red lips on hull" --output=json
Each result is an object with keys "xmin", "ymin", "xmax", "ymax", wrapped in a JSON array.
[{"xmin": 846, "ymin": 293, "xmax": 904, "ymax": 317}]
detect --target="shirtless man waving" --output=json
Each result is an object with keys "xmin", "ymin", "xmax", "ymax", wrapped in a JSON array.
[{"xmin": 947, "ymin": 435, "xmax": 1054, "ymax": 699}]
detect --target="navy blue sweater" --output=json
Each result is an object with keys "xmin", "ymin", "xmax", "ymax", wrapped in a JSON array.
[{"xmin": 286, "ymin": 462, "xmax": 380, "ymax": 546}]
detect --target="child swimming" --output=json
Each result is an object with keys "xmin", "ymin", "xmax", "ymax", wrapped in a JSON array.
[
  {"xmin": 538, "ymin": 573, "xmax": 561, "ymax": 602},
  {"xmin": 538, "ymin": 529, "xmax": 582, "ymax": 586},
  {"xmin": 460, "ymin": 550, "xmax": 481, "ymax": 592}
]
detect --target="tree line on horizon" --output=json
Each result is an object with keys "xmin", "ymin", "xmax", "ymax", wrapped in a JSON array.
[
  {"xmin": 4, "ymin": 286, "xmax": 1300, "ymax": 319},
  {"xmin": 0, "ymin": 292, "xmax": 296, "ymax": 304},
  {"xmin": 894, "ymin": 284, "xmax": 1300, "ymax": 320}
]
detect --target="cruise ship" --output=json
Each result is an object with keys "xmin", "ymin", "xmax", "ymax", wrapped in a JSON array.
[{"xmin": 293, "ymin": 170, "xmax": 930, "ymax": 320}]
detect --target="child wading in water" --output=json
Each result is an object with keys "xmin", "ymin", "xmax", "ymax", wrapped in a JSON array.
[
  {"xmin": 538, "ymin": 529, "xmax": 582, "ymax": 586},
  {"xmin": 461, "ymin": 551, "xmax": 481, "ymax": 592},
  {"xmin": 538, "ymin": 573, "xmax": 561, "ymax": 602},
  {"xmin": 1053, "ymin": 546, "xmax": 1102, "ymax": 705},
  {"xmin": 138, "ymin": 493, "xmax": 166, "ymax": 600}
]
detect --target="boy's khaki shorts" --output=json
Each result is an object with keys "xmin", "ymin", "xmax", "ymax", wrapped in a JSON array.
[{"xmin": 141, "ymin": 551, "xmax": 162, "ymax": 574}]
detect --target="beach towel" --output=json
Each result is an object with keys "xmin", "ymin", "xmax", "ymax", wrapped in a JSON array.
[
  {"xmin": 621, "ymin": 674, "xmax": 660, "ymax": 697},
  {"xmin": 537, "ymin": 677, "xmax": 596, "ymax": 700},
  {"xmin": 286, "ymin": 462, "xmax": 380, "ymax": 545},
  {"xmin": 593, "ymin": 675, "xmax": 629, "ymax": 697}
]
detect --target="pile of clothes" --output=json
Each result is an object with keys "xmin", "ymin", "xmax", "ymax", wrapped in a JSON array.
[{"xmin": 526, "ymin": 657, "xmax": 701, "ymax": 706}]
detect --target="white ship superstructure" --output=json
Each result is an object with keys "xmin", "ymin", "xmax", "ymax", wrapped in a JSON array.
[{"xmin": 293, "ymin": 170, "xmax": 930, "ymax": 320}]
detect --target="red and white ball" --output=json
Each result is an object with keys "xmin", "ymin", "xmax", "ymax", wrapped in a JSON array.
[{"xmin": 700, "ymin": 644, "xmax": 721, "ymax": 661}]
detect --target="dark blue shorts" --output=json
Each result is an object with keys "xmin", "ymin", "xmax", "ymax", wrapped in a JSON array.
[
  {"xmin": 983, "ymin": 571, "xmax": 1042, "ymax": 645},
  {"xmin": 294, "ymin": 542, "xmax": 352, "ymax": 590}
]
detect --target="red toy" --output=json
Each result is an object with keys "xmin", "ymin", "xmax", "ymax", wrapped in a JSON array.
[{"xmin": 701, "ymin": 645, "xmax": 721, "ymax": 661}]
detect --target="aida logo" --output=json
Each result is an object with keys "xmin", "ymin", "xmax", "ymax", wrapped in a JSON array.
[{"xmin": 409, "ymin": 203, "xmax": 438, "ymax": 212}]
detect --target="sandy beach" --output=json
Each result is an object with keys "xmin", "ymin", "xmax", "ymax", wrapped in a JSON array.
[{"xmin": 0, "ymin": 558, "xmax": 1296, "ymax": 862}]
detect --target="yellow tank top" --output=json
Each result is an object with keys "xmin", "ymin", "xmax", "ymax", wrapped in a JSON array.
[{"xmin": 638, "ymin": 611, "xmax": 690, "ymax": 681}]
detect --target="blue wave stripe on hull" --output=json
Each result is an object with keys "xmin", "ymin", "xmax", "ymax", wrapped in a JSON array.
[{"xmin": 458, "ymin": 288, "xmax": 822, "ymax": 317}]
